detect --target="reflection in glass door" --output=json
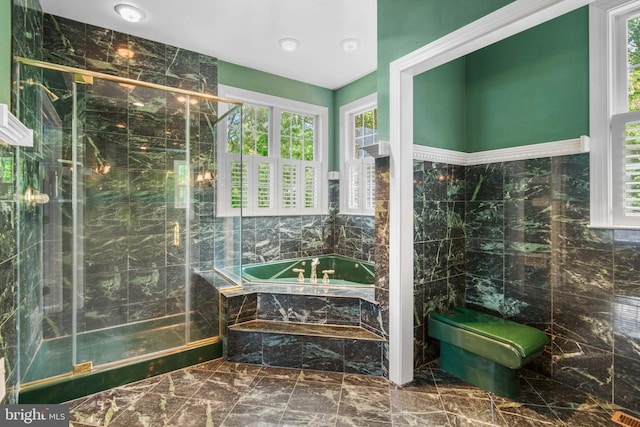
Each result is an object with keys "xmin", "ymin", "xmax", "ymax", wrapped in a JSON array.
[{"xmin": 74, "ymin": 74, "xmax": 192, "ymax": 369}]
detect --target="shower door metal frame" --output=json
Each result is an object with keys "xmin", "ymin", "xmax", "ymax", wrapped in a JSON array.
[{"xmin": 14, "ymin": 57, "xmax": 242, "ymax": 106}]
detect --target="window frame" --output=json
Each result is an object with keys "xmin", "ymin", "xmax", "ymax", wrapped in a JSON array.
[
  {"xmin": 217, "ymin": 85, "xmax": 328, "ymax": 217},
  {"xmin": 339, "ymin": 93, "xmax": 377, "ymax": 216},
  {"xmin": 590, "ymin": 0, "xmax": 640, "ymax": 228}
]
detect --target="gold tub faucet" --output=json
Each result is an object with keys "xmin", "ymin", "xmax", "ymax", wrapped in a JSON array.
[
  {"xmin": 322, "ymin": 269, "xmax": 335, "ymax": 284},
  {"xmin": 310, "ymin": 258, "xmax": 320, "ymax": 283},
  {"xmin": 292, "ymin": 268, "xmax": 305, "ymax": 283}
]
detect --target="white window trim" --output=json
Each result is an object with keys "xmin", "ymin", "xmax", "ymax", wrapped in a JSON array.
[
  {"xmin": 217, "ymin": 85, "xmax": 329, "ymax": 216},
  {"xmin": 590, "ymin": 0, "xmax": 640, "ymax": 228},
  {"xmin": 339, "ymin": 93, "xmax": 377, "ymax": 216}
]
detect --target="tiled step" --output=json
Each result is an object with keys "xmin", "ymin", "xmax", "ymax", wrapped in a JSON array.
[
  {"xmin": 226, "ymin": 319, "xmax": 387, "ymax": 376},
  {"xmin": 228, "ymin": 319, "xmax": 386, "ymax": 342},
  {"xmin": 222, "ymin": 289, "xmax": 386, "ymax": 376}
]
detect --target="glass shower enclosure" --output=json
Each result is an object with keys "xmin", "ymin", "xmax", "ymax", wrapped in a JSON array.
[{"xmin": 13, "ymin": 58, "xmax": 242, "ymax": 385}]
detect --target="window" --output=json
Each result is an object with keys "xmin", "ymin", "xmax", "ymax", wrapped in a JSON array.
[
  {"xmin": 340, "ymin": 93, "xmax": 377, "ymax": 215},
  {"xmin": 217, "ymin": 86, "xmax": 328, "ymax": 216},
  {"xmin": 591, "ymin": 0, "xmax": 640, "ymax": 228}
]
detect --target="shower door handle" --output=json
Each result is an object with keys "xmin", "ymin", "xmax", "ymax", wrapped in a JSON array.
[{"xmin": 172, "ymin": 221, "xmax": 180, "ymax": 248}]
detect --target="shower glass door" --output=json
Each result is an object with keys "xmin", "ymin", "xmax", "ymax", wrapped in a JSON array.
[
  {"xmin": 15, "ymin": 60, "xmax": 234, "ymax": 385},
  {"xmin": 73, "ymin": 73, "xmax": 192, "ymax": 369}
]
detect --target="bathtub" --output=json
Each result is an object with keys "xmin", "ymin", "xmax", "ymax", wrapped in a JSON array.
[{"xmin": 241, "ymin": 255, "xmax": 374, "ymax": 287}]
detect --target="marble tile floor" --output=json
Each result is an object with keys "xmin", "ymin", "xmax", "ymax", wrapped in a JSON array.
[{"xmin": 66, "ymin": 358, "xmax": 633, "ymax": 426}]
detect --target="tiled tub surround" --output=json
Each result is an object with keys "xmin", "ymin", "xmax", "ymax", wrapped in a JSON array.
[
  {"xmin": 226, "ymin": 159, "xmax": 390, "ymax": 380},
  {"xmin": 240, "ymin": 181, "xmax": 376, "ymax": 265},
  {"xmin": 221, "ymin": 174, "xmax": 384, "ymax": 377},
  {"xmin": 220, "ymin": 285, "xmax": 386, "ymax": 376},
  {"xmin": 415, "ymin": 153, "xmax": 640, "ymax": 413}
]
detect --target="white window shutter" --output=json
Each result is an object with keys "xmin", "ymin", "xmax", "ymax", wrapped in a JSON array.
[
  {"xmin": 347, "ymin": 160, "xmax": 361, "ymax": 211},
  {"xmin": 280, "ymin": 159, "xmax": 299, "ymax": 211},
  {"xmin": 230, "ymin": 157, "xmax": 248, "ymax": 210},
  {"xmin": 217, "ymin": 153, "xmax": 247, "ymax": 215},
  {"xmin": 612, "ymin": 110, "xmax": 640, "ymax": 225},
  {"xmin": 625, "ymin": 126, "xmax": 640, "ymax": 215},
  {"xmin": 343, "ymin": 158, "xmax": 374, "ymax": 215},
  {"xmin": 339, "ymin": 95, "xmax": 377, "ymax": 216},
  {"xmin": 302, "ymin": 161, "xmax": 321, "ymax": 213},
  {"xmin": 364, "ymin": 158, "xmax": 376, "ymax": 213},
  {"xmin": 255, "ymin": 158, "xmax": 277, "ymax": 214}
]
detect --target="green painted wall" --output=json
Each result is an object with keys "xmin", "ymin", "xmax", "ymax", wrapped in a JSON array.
[
  {"xmin": 334, "ymin": 71, "xmax": 377, "ymax": 107},
  {"xmin": 377, "ymin": 0, "xmax": 515, "ymax": 142},
  {"xmin": 1, "ymin": 0, "xmax": 11, "ymax": 105},
  {"xmin": 465, "ymin": 7, "xmax": 589, "ymax": 151},
  {"xmin": 379, "ymin": 1, "xmax": 588, "ymax": 152},
  {"xmin": 218, "ymin": 60, "xmax": 333, "ymax": 106},
  {"xmin": 413, "ymin": 58, "xmax": 466, "ymax": 151},
  {"xmin": 333, "ymin": 71, "xmax": 377, "ymax": 170}
]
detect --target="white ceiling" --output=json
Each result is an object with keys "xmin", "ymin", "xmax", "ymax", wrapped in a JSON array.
[{"xmin": 38, "ymin": 0, "xmax": 377, "ymax": 90}]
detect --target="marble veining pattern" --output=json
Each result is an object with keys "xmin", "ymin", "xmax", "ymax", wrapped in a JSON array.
[
  {"xmin": 415, "ymin": 154, "xmax": 640, "ymax": 413},
  {"xmin": 229, "ymin": 319, "xmax": 384, "ymax": 341},
  {"xmin": 1, "ymin": 0, "xmax": 44, "ymax": 404},
  {"xmin": 9, "ymin": 6, "xmax": 223, "ymax": 386},
  {"xmin": 222, "ymin": 285, "xmax": 386, "ymax": 376},
  {"xmin": 223, "ymin": 282, "xmax": 376, "ymax": 303},
  {"xmin": 241, "ymin": 209, "xmax": 375, "ymax": 266},
  {"xmin": 65, "ymin": 359, "xmax": 629, "ymax": 426},
  {"xmin": 413, "ymin": 160, "xmax": 466, "ymax": 367}
]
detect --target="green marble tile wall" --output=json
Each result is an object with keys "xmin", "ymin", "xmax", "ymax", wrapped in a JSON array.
[
  {"xmin": 0, "ymin": 137, "xmax": 20, "ymax": 405},
  {"xmin": 413, "ymin": 160, "xmax": 466, "ymax": 367},
  {"xmin": 0, "ymin": 0, "xmax": 44, "ymax": 404},
  {"xmin": 415, "ymin": 153, "xmax": 640, "ymax": 413},
  {"xmin": 239, "ymin": 180, "xmax": 375, "ymax": 265},
  {"xmin": 35, "ymin": 11, "xmax": 220, "ymax": 336},
  {"xmin": 7, "ymin": 8, "xmax": 223, "ymax": 387},
  {"xmin": 374, "ymin": 156, "xmax": 390, "ymax": 376}
]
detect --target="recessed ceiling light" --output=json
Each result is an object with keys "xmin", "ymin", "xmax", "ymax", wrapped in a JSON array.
[
  {"xmin": 114, "ymin": 4, "xmax": 146, "ymax": 23},
  {"xmin": 279, "ymin": 38, "xmax": 299, "ymax": 52},
  {"xmin": 341, "ymin": 38, "xmax": 360, "ymax": 52}
]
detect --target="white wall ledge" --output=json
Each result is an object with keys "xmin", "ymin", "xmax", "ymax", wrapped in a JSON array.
[
  {"xmin": 412, "ymin": 136, "xmax": 589, "ymax": 165},
  {"xmin": 0, "ymin": 104, "xmax": 33, "ymax": 147}
]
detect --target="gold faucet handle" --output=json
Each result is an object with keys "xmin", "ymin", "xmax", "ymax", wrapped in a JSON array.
[
  {"xmin": 321, "ymin": 269, "xmax": 335, "ymax": 283},
  {"xmin": 292, "ymin": 268, "xmax": 305, "ymax": 283}
]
